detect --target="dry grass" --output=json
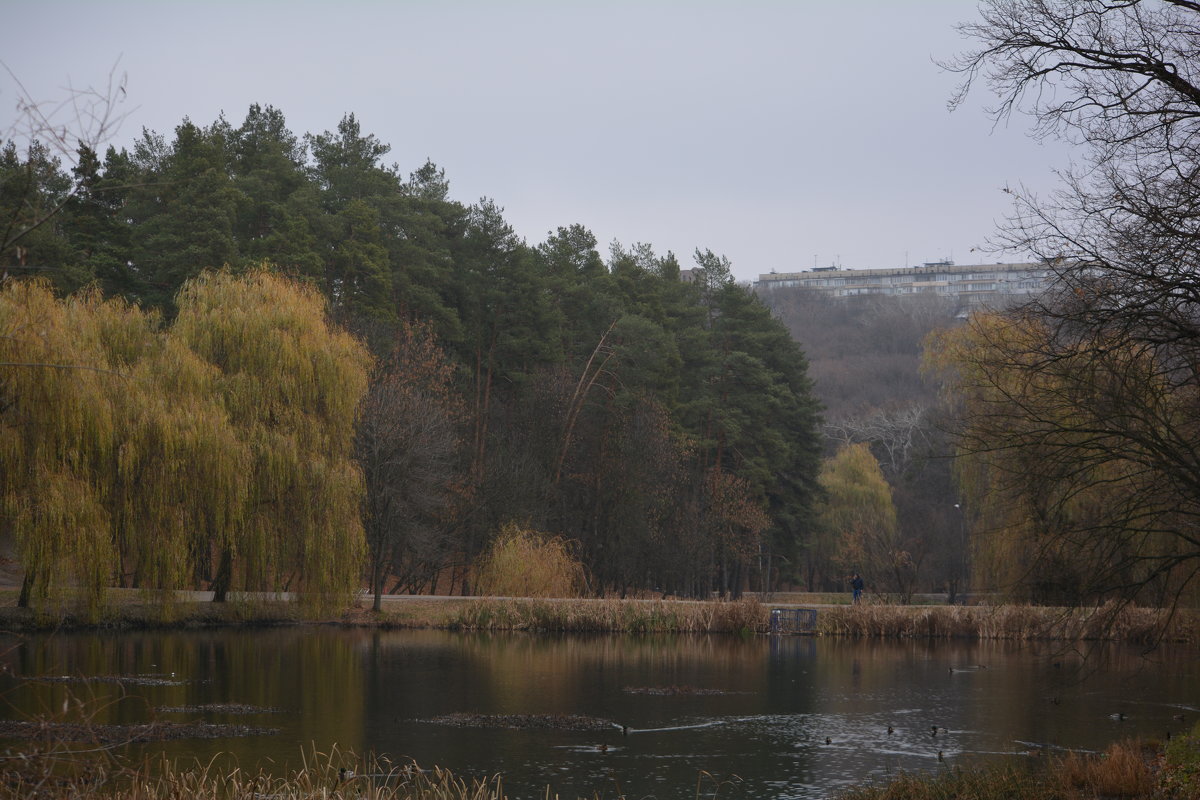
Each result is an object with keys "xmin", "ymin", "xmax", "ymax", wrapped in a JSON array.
[
  {"xmin": 364, "ymin": 597, "xmax": 1197, "ymax": 643},
  {"xmin": 1058, "ymin": 740, "xmax": 1157, "ymax": 798},
  {"xmin": 816, "ymin": 601, "xmax": 1196, "ymax": 643},
  {"xmin": 839, "ymin": 736, "xmax": 1196, "ymax": 800},
  {"xmin": 0, "ymin": 745, "xmax": 510, "ymax": 800},
  {"xmin": 443, "ymin": 597, "xmax": 768, "ymax": 634},
  {"xmin": 473, "ymin": 525, "xmax": 586, "ymax": 598},
  {"xmin": 0, "ymin": 723, "xmax": 1196, "ymax": 800},
  {"xmin": 0, "ymin": 587, "xmax": 1193, "ymax": 643}
]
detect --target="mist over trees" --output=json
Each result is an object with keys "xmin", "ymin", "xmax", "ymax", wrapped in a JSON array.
[
  {"xmin": 1, "ymin": 105, "xmax": 822, "ymax": 603},
  {"xmin": 762, "ymin": 288, "xmax": 968, "ymax": 598}
]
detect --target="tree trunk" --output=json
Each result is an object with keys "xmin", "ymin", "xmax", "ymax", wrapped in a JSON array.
[
  {"xmin": 211, "ymin": 547, "xmax": 233, "ymax": 602},
  {"xmin": 372, "ymin": 559, "xmax": 383, "ymax": 612},
  {"xmin": 17, "ymin": 571, "xmax": 34, "ymax": 609}
]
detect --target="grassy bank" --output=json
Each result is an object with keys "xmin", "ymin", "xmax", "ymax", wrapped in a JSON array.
[
  {"xmin": 0, "ymin": 592, "xmax": 1195, "ymax": 644},
  {"xmin": 368, "ymin": 597, "xmax": 1198, "ymax": 644},
  {"xmin": 0, "ymin": 745, "xmax": 507, "ymax": 800},
  {"xmin": 843, "ymin": 730, "xmax": 1200, "ymax": 800},
  {"xmin": 815, "ymin": 601, "xmax": 1198, "ymax": 644},
  {"xmin": 1, "ymin": 729, "xmax": 1197, "ymax": 800}
]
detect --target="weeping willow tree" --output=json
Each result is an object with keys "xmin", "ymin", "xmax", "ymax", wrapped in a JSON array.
[
  {"xmin": 111, "ymin": 331, "xmax": 249, "ymax": 601},
  {"xmin": 1, "ymin": 269, "xmax": 370, "ymax": 616},
  {"xmin": 927, "ymin": 311, "xmax": 1199, "ymax": 608},
  {"xmin": 0, "ymin": 281, "xmax": 239, "ymax": 613},
  {"xmin": 172, "ymin": 268, "xmax": 371, "ymax": 610},
  {"xmin": 0, "ymin": 281, "xmax": 120, "ymax": 613},
  {"xmin": 814, "ymin": 442, "xmax": 903, "ymax": 597}
]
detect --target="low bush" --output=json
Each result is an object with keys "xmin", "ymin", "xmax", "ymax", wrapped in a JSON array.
[{"xmin": 472, "ymin": 524, "xmax": 586, "ymax": 598}]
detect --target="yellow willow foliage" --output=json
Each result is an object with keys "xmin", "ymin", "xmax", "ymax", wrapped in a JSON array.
[
  {"xmin": 2, "ymin": 270, "xmax": 368, "ymax": 615},
  {"xmin": 926, "ymin": 314, "xmax": 1072, "ymax": 592},
  {"xmin": 0, "ymin": 281, "xmax": 118, "ymax": 482},
  {"xmin": 172, "ymin": 268, "xmax": 371, "ymax": 609},
  {"xmin": 0, "ymin": 280, "xmax": 253, "ymax": 613},
  {"xmin": 12, "ymin": 465, "xmax": 113, "ymax": 615},
  {"xmin": 0, "ymin": 280, "xmax": 123, "ymax": 614},
  {"xmin": 112, "ymin": 340, "xmax": 249, "ymax": 599},
  {"xmin": 474, "ymin": 523, "xmax": 587, "ymax": 598},
  {"xmin": 925, "ymin": 312, "xmax": 1190, "ymax": 598},
  {"xmin": 815, "ymin": 442, "xmax": 899, "ymax": 576}
]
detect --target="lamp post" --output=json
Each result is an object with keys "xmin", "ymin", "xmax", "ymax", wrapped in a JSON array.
[{"xmin": 952, "ymin": 503, "xmax": 966, "ymax": 604}]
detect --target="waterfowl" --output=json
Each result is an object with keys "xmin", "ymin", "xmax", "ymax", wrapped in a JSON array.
[
  {"xmin": 887, "ymin": 725, "xmax": 894, "ymax": 735},
  {"xmin": 824, "ymin": 737, "xmax": 831, "ymax": 745}
]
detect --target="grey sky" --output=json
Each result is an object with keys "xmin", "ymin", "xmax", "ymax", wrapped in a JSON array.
[{"xmin": 3, "ymin": 1, "xmax": 1073, "ymax": 282}]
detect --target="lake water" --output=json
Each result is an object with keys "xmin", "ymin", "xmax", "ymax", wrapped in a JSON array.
[{"xmin": 0, "ymin": 627, "xmax": 1196, "ymax": 799}]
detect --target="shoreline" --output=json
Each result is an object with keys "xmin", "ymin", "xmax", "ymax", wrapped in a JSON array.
[
  {"xmin": 0, "ymin": 593, "xmax": 1193, "ymax": 644},
  {"xmin": 0, "ymin": 733, "xmax": 1195, "ymax": 800}
]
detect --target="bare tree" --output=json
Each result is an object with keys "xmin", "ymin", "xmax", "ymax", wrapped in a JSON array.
[
  {"xmin": 825, "ymin": 404, "xmax": 932, "ymax": 480},
  {"xmin": 942, "ymin": 0, "xmax": 1200, "ymax": 614},
  {"xmin": 2, "ymin": 60, "xmax": 132, "ymax": 258},
  {"xmin": 355, "ymin": 321, "xmax": 461, "ymax": 610}
]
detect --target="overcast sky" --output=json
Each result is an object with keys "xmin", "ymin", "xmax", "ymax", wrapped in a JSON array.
[{"xmin": 2, "ymin": 1, "xmax": 1075, "ymax": 282}]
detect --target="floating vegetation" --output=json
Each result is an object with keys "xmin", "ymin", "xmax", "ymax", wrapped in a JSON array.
[
  {"xmin": 155, "ymin": 703, "xmax": 284, "ymax": 714},
  {"xmin": 424, "ymin": 713, "xmax": 616, "ymax": 731},
  {"xmin": 0, "ymin": 719, "xmax": 278, "ymax": 744},
  {"xmin": 33, "ymin": 674, "xmax": 185, "ymax": 687},
  {"xmin": 623, "ymin": 685, "xmax": 739, "ymax": 696}
]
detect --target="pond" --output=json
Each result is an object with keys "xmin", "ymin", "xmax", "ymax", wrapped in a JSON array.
[{"xmin": 0, "ymin": 627, "xmax": 1196, "ymax": 799}]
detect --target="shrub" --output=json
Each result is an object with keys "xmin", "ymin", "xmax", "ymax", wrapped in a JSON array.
[{"xmin": 472, "ymin": 524, "xmax": 586, "ymax": 598}]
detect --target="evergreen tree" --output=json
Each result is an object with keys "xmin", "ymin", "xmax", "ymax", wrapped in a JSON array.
[{"xmin": 131, "ymin": 120, "xmax": 240, "ymax": 310}]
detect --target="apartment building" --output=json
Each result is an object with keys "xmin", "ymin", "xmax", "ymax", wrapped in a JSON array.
[{"xmin": 754, "ymin": 261, "xmax": 1053, "ymax": 307}]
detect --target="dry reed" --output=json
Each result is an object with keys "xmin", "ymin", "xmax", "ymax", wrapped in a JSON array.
[
  {"xmin": 838, "ymin": 735, "xmax": 1195, "ymax": 800},
  {"xmin": 446, "ymin": 597, "xmax": 768, "ymax": 634},
  {"xmin": 816, "ymin": 601, "xmax": 1196, "ymax": 643},
  {"xmin": 1, "ymin": 589, "xmax": 1192, "ymax": 644},
  {"xmin": 1058, "ymin": 739, "xmax": 1157, "ymax": 798},
  {"xmin": 0, "ymin": 745, "xmax": 510, "ymax": 800}
]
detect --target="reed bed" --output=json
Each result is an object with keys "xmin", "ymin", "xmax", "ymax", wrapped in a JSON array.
[
  {"xmin": 0, "ymin": 589, "xmax": 1193, "ymax": 643},
  {"xmin": 0, "ymin": 745, "xmax": 510, "ymax": 800},
  {"xmin": 444, "ymin": 597, "xmax": 767, "ymax": 634},
  {"xmin": 839, "ymin": 734, "xmax": 1200, "ymax": 800},
  {"xmin": 816, "ymin": 601, "xmax": 1197, "ymax": 643},
  {"xmin": 431, "ymin": 597, "xmax": 1197, "ymax": 643},
  {"xmin": 4, "ymin": 731, "xmax": 1196, "ymax": 800}
]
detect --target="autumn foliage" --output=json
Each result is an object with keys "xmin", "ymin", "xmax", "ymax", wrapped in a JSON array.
[
  {"xmin": 473, "ymin": 524, "xmax": 587, "ymax": 598},
  {"xmin": 0, "ymin": 269, "xmax": 370, "ymax": 614}
]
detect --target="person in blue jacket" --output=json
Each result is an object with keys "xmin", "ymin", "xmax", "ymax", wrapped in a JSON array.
[{"xmin": 850, "ymin": 573, "xmax": 864, "ymax": 604}]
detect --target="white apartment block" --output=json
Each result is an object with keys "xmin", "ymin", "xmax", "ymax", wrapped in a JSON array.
[{"xmin": 754, "ymin": 261, "xmax": 1054, "ymax": 307}]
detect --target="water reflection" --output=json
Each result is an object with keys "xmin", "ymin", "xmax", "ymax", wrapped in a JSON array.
[{"xmin": 0, "ymin": 630, "xmax": 1195, "ymax": 800}]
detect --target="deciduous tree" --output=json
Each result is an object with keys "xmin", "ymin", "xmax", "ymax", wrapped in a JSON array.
[
  {"xmin": 168, "ymin": 268, "xmax": 371, "ymax": 609},
  {"xmin": 356, "ymin": 319, "xmax": 461, "ymax": 609},
  {"xmin": 944, "ymin": 0, "xmax": 1200, "ymax": 610},
  {"xmin": 814, "ymin": 443, "xmax": 904, "ymax": 597}
]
